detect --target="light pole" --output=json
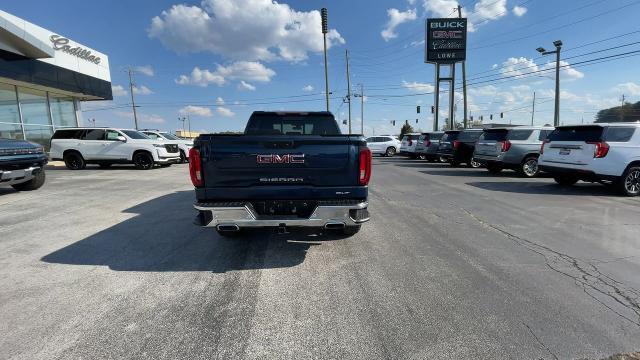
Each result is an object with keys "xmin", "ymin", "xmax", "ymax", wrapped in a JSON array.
[
  {"xmin": 321, "ymin": 8, "xmax": 330, "ymax": 112},
  {"xmin": 536, "ymin": 40, "xmax": 562, "ymax": 127},
  {"xmin": 178, "ymin": 116, "xmax": 186, "ymax": 135}
]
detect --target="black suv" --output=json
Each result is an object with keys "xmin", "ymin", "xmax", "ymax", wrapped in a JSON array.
[{"xmin": 0, "ymin": 138, "xmax": 47, "ymax": 191}]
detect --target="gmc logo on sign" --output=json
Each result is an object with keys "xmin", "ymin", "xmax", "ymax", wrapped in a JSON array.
[{"xmin": 256, "ymin": 154, "xmax": 305, "ymax": 164}]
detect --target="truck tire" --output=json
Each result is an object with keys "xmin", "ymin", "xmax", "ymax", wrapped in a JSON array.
[
  {"xmin": 64, "ymin": 151, "xmax": 86, "ymax": 170},
  {"xmin": 342, "ymin": 225, "xmax": 361, "ymax": 236},
  {"xmin": 385, "ymin": 147, "xmax": 396, "ymax": 157},
  {"xmin": 553, "ymin": 175, "xmax": 578, "ymax": 186},
  {"xmin": 468, "ymin": 158, "xmax": 482, "ymax": 168},
  {"xmin": 11, "ymin": 169, "xmax": 45, "ymax": 191},
  {"xmin": 519, "ymin": 156, "xmax": 539, "ymax": 177},
  {"xmin": 133, "ymin": 152, "xmax": 154, "ymax": 170},
  {"xmin": 617, "ymin": 166, "xmax": 640, "ymax": 197}
]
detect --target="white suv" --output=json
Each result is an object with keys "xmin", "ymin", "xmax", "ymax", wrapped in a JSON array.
[
  {"xmin": 400, "ymin": 133, "xmax": 422, "ymax": 158},
  {"xmin": 366, "ymin": 135, "xmax": 401, "ymax": 157},
  {"xmin": 539, "ymin": 123, "xmax": 640, "ymax": 196},
  {"xmin": 50, "ymin": 128, "xmax": 181, "ymax": 170},
  {"xmin": 141, "ymin": 130, "xmax": 193, "ymax": 163}
]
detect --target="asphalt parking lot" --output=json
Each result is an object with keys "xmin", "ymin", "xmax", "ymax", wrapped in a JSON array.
[{"xmin": 1, "ymin": 159, "xmax": 639, "ymax": 359}]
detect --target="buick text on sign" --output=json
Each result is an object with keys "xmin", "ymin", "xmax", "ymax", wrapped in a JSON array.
[{"xmin": 425, "ymin": 18, "xmax": 467, "ymax": 64}]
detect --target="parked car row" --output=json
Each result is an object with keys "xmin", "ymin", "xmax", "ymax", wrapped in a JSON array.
[
  {"xmin": 1, "ymin": 127, "xmax": 192, "ymax": 192},
  {"xmin": 398, "ymin": 123, "xmax": 640, "ymax": 197},
  {"xmin": 50, "ymin": 127, "xmax": 191, "ymax": 170}
]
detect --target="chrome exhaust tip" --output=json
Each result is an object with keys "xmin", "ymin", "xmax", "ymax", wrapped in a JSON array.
[
  {"xmin": 217, "ymin": 224, "xmax": 240, "ymax": 232},
  {"xmin": 324, "ymin": 222, "xmax": 346, "ymax": 229}
]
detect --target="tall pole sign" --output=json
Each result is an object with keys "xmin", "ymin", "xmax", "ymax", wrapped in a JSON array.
[{"xmin": 425, "ymin": 18, "xmax": 467, "ymax": 131}]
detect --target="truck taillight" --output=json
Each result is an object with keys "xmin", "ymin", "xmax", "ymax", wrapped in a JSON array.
[
  {"xmin": 501, "ymin": 140, "xmax": 512, "ymax": 152},
  {"xmin": 453, "ymin": 140, "xmax": 460, "ymax": 149},
  {"xmin": 425, "ymin": 140, "xmax": 431, "ymax": 147},
  {"xmin": 540, "ymin": 139, "xmax": 550, "ymax": 154},
  {"xmin": 408, "ymin": 139, "xmax": 413, "ymax": 146},
  {"xmin": 359, "ymin": 147, "xmax": 372, "ymax": 185},
  {"xmin": 188, "ymin": 148, "xmax": 204, "ymax": 187},
  {"xmin": 587, "ymin": 141, "xmax": 609, "ymax": 158}
]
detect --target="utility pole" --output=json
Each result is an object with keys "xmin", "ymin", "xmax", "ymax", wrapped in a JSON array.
[
  {"xmin": 178, "ymin": 117, "xmax": 186, "ymax": 133},
  {"xmin": 345, "ymin": 49, "xmax": 352, "ymax": 134},
  {"xmin": 360, "ymin": 84, "xmax": 364, "ymax": 134},
  {"xmin": 127, "ymin": 67, "xmax": 139, "ymax": 130},
  {"xmin": 531, "ymin": 91, "xmax": 536, "ymax": 126},
  {"xmin": 457, "ymin": 5, "xmax": 468, "ymax": 129},
  {"xmin": 620, "ymin": 94, "xmax": 626, "ymax": 121},
  {"xmin": 536, "ymin": 40, "xmax": 562, "ymax": 127},
  {"xmin": 321, "ymin": 8, "xmax": 330, "ymax": 112}
]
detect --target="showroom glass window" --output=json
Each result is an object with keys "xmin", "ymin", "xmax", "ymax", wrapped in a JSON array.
[
  {"xmin": 49, "ymin": 93, "xmax": 77, "ymax": 127},
  {"xmin": 0, "ymin": 83, "xmax": 23, "ymax": 140},
  {"xmin": 18, "ymin": 87, "xmax": 54, "ymax": 149}
]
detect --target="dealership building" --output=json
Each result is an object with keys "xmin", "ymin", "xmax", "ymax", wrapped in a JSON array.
[{"xmin": 0, "ymin": 10, "xmax": 112, "ymax": 149}]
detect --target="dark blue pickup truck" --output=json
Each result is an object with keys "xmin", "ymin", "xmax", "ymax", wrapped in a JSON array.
[
  {"xmin": 0, "ymin": 138, "xmax": 47, "ymax": 191},
  {"xmin": 190, "ymin": 111, "xmax": 371, "ymax": 236}
]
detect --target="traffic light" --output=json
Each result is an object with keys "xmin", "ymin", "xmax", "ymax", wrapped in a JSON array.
[
  {"xmin": 480, "ymin": 115, "xmax": 483, "ymax": 121},
  {"xmin": 470, "ymin": 115, "xmax": 474, "ymax": 121},
  {"xmin": 431, "ymin": 106, "xmax": 435, "ymax": 114},
  {"xmin": 416, "ymin": 119, "xmax": 418, "ymax": 123},
  {"xmin": 405, "ymin": 120, "xmax": 409, "ymax": 125},
  {"xmin": 490, "ymin": 114, "xmax": 493, "ymax": 120},
  {"xmin": 500, "ymin": 112, "xmax": 504, "ymax": 118},
  {"xmin": 417, "ymin": 106, "xmax": 421, "ymax": 113},
  {"xmin": 392, "ymin": 120, "xmax": 396, "ymax": 126}
]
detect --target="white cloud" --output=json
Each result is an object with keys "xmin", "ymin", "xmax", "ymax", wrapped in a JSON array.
[
  {"xmin": 613, "ymin": 82, "xmax": 640, "ymax": 96},
  {"xmin": 542, "ymin": 60, "xmax": 584, "ymax": 81},
  {"xmin": 148, "ymin": 0, "xmax": 345, "ymax": 62},
  {"xmin": 238, "ymin": 80, "xmax": 256, "ymax": 91},
  {"xmin": 215, "ymin": 97, "xmax": 225, "ymax": 105},
  {"xmin": 423, "ymin": 0, "xmax": 508, "ymax": 32},
  {"xmin": 217, "ymin": 107, "xmax": 235, "ymax": 117},
  {"xmin": 111, "ymin": 85, "xmax": 127, "ymax": 97},
  {"xmin": 302, "ymin": 85, "xmax": 314, "ymax": 92},
  {"xmin": 491, "ymin": 64, "xmax": 498, "ymax": 69},
  {"xmin": 179, "ymin": 105, "xmax": 213, "ymax": 117},
  {"xmin": 132, "ymin": 85, "xmax": 154, "ymax": 95},
  {"xmin": 381, "ymin": 8, "xmax": 417, "ymax": 41},
  {"xmin": 114, "ymin": 111, "xmax": 165, "ymax": 124},
  {"xmin": 401, "ymin": 80, "xmax": 435, "ymax": 93},
  {"xmin": 134, "ymin": 65, "xmax": 155, "ymax": 76},
  {"xmin": 176, "ymin": 61, "xmax": 275, "ymax": 87},
  {"xmin": 408, "ymin": 0, "xmax": 416, "ymax": 4},
  {"xmin": 500, "ymin": 57, "xmax": 539, "ymax": 78},
  {"xmin": 512, "ymin": 6, "xmax": 527, "ymax": 17}
]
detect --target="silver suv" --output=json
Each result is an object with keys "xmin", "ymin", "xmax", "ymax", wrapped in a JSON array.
[
  {"xmin": 415, "ymin": 132, "xmax": 444, "ymax": 161},
  {"xmin": 474, "ymin": 126, "xmax": 554, "ymax": 177}
]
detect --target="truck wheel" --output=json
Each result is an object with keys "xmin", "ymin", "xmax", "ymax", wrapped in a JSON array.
[
  {"xmin": 11, "ymin": 169, "xmax": 45, "ymax": 191},
  {"xmin": 64, "ymin": 152, "xmax": 86, "ymax": 170},
  {"xmin": 133, "ymin": 152, "xmax": 154, "ymax": 170},
  {"xmin": 418, "ymin": 154, "xmax": 427, "ymax": 160},
  {"xmin": 342, "ymin": 225, "xmax": 361, "ymax": 236},
  {"xmin": 617, "ymin": 166, "xmax": 640, "ymax": 197},
  {"xmin": 553, "ymin": 175, "xmax": 578, "ymax": 186},
  {"xmin": 385, "ymin": 147, "xmax": 396, "ymax": 157},
  {"xmin": 486, "ymin": 164, "xmax": 502, "ymax": 174},
  {"xmin": 519, "ymin": 156, "xmax": 539, "ymax": 177}
]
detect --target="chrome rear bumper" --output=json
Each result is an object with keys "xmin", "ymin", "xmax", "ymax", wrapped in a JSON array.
[{"xmin": 194, "ymin": 201, "xmax": 369, "ymax": 228}]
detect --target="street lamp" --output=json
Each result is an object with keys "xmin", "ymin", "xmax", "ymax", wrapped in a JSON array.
[{"xmin": 536, "ymin": 40, "xmax": 562, "ymax": 126}]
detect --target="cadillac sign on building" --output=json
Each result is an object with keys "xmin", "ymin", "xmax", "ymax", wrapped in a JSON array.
[{"xmin": 425, "ymin": 18, "xmax": 467, "ymax": 63}]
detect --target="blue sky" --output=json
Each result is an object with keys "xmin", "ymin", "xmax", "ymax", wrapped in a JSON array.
[{"xmin": 4, "ymin": 0, "xmax": 640, "ymax": 135}]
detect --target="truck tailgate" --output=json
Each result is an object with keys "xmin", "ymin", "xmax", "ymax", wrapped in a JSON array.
[{"xmin": 199, "ymin": 135, "xmax": 360, "ymax": 188}]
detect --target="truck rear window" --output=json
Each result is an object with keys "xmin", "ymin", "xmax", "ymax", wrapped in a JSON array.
[
  {"xmin": 548, "ymin": 126, "xmax": 603, "ymax": 142},
  {"xmin": 245, "ymin": 114, "xmax": 340, "ymax": 135},
  {"xmin": 402, "ymin": 135, "xmax": 420, "ymax": 141},
  {"xmin": 429, "ymin": 133, "xmax": 444, "ymax": 140},
  {"xmin": 479, "ymin": 130, "xmax": 507, "ymax": 141}
]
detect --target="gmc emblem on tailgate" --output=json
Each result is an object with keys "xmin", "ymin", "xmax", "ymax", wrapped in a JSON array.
[{"xmin": 256, "ymin": 154, "xmax": 305, "ymax": 164}]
